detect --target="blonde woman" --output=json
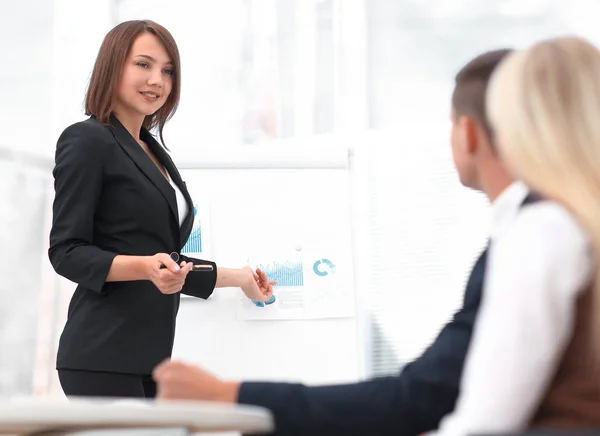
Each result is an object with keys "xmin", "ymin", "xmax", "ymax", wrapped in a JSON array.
[{"xmin": 436, "ymin": 36, "xmax": 600, "ymax": 435}]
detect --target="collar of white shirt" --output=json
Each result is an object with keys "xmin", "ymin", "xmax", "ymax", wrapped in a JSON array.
[{"xmin": 489, "ymin": 181, "xmax": 529, "ymax": 243}]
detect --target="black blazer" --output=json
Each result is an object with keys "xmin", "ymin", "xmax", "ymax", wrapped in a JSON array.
[
  {"xmin": 237, "ymin": 248, "xmax": 489, "ymax": 436},
  {"xmin": 49, "ymin": 115, "xmax": 217, "ymax": 375}
]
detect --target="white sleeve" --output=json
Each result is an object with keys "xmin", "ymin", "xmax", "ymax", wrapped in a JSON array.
[{"xmin": 435, "ymin": 204, "xmax": 593, "ymax": 436}]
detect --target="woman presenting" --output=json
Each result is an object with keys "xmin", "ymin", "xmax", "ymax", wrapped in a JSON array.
[{"xmin": 49, "ymin": 19, "xmax": 274, "ymax": 399}]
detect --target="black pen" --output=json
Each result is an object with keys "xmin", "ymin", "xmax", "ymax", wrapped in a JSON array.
[{"xmin": 160, "ymin": 252, "xmax": 214, "ymax": 272}]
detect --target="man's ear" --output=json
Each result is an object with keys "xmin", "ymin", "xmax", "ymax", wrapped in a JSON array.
[{"xmin": 457, "ymin": 116, "xmax": 479, "ymax": 155}]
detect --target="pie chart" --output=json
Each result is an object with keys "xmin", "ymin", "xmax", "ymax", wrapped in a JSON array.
[{"xmin": 312, "ymin": 259, "xmax": 335, "ymax": 276}]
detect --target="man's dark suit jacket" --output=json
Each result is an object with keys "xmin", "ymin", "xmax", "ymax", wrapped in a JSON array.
[
  {"xmin": 49, "ymin": 115, "xmax": 217, "ymax": 375},
  {"xmin": 238, "ymin": 248, "xmax": 489, "ymax": 436},
  {"xmin": 238, "ymin": 193, "xmax": 545, "ymax": 435}
]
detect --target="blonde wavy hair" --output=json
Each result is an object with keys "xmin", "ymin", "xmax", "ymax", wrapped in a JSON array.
[{"xmin": 487, "ymin": 36, "xmax": 600, "ymax": 335}]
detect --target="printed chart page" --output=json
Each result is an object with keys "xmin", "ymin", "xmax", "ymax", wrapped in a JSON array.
[
  {"xmin": 180, "ymin": 168, "xmax": 356, "ymax": 321},
  {"xmin": 240, "ymin": 242, "xmax": 354, "ymax": 320}
]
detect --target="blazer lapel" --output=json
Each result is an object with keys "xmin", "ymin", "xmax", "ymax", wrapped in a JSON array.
[
  {"xmin": 141, "ymin": 129, "xmax": 195, "ymax": 247},
  {"xmin": 107, "ymin": 115, "xmax": 179, "ymax": 223}
]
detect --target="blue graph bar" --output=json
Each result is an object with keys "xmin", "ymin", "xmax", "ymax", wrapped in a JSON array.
[
  {"xmin": 257, "ymin": 260, "xmax": 304, "ymax": 287},
  {"xmin": 181, "ymin": 206, "xmax": 202, "ymax": 253}
]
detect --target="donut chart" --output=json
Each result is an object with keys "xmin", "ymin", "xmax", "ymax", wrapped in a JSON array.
[{"xmin": 312, "ymin": 259, "xmax": 335, "ymax": 277}]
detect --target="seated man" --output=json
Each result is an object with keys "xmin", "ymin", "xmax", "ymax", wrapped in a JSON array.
[{"xmin": 153, "ymin": 48, "xmax": 523, "ymax": 436}]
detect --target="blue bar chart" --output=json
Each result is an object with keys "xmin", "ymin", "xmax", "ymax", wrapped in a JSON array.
[
  {"xmin": 257, "ymin": 259, "xmax": 304, "ymax": 287},
  {"xmin": 181, "ymin": 206, "xmax": 202, "ymax": 254}
]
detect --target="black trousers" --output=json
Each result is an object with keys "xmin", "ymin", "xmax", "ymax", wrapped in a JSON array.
[{"xmin": 58, "ymin": 369, "xmax": 156, "ymax": 398}]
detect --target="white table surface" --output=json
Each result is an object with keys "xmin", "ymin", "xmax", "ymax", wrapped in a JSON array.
[{"xmin": 0, "ymin": 397, "xmax": 273, "ymax": 435}]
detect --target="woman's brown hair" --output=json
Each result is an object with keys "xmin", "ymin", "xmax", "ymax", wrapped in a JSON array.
[{"xmin": 85, "ymin": 20, "xmax": 181, "ymax": 148}]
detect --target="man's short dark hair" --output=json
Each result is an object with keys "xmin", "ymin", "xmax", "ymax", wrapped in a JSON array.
[{"xmin": 452, "ymin": 48, "xmax": 513, "ymax": 144}]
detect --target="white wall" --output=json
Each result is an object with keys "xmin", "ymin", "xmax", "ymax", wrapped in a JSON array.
[
  {"xmin": 0, "ymin": 0, "xmax": 114, "ymax": 158},
  {"xmin": 51, "ymin": 0, "xmax": 115, "ymax": 150},
  {"xmin": 0, "ymin": 0, "xmax": 53, "ymax": 155}
]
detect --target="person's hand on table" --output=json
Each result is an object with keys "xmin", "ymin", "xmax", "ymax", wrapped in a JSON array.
[{"xmin": 153, "ymin": 359, "xmax": 240, "ymax": 403}]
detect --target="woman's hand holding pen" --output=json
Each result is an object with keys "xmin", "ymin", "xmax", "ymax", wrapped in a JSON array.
[{"xmin": 147, "ymin": 253, "xmax": 193, "ymax": 295}]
